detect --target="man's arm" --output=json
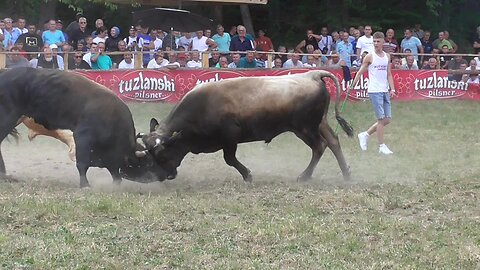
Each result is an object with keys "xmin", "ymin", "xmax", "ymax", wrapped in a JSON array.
[
  {"xmin": 295, "ymin": 40, "xmax": 305, "ymax": 53},
  {"xmin": 386, "ymin": 54, "xmax": 396, "ymax": 95},
  {"xmin": 350, "ymin": 53, "xmax": 371, "ymax": 89}
]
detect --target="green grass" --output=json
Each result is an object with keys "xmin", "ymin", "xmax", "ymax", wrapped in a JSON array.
[{"xmin": 0, "ymin": 100, "xmax": 479, "ymax": 269}]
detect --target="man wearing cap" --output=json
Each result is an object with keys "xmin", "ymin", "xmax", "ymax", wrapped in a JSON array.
[
  {"xmin": 56, "ymin": 19, "xmax": 68, "ymax": 44},
  {"xmin": 124, "ymin": 25, "xmax": 144, "ymax": 51},
  {"xmin": 42, "ymin": 19, "xmax": 65, "ymax": 49}
]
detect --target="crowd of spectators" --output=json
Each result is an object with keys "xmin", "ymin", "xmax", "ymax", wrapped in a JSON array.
[{"xmin": 1, "ymin": 15, "xmax": 479, "ymax": 82}]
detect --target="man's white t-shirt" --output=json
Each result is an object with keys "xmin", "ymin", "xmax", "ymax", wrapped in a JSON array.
[
  {"xmin": 118, "ymin": 60, "xmax": 135, "ymax": 69},
  {"xmin": 356, "ymin": 35, "xmax": 374, "ymax": 54}
]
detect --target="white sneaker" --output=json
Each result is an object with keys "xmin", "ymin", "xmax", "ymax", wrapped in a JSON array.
[
  {"xmin": 357, "ymin": 132, "xmax": 369, "ymax": 151},
  {"xmin": 379, "ymin": 144, "xmax": 393, "ymax": 155}
]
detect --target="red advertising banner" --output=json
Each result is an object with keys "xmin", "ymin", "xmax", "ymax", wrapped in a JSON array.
[{"xmin": 74, "ymin": 69, "xmax": 480, "ymax": 103}]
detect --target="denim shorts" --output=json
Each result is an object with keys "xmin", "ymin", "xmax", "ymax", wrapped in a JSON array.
[{"xmin": 369, "ymin": 92, "xmax": 392, "ymax": 119}]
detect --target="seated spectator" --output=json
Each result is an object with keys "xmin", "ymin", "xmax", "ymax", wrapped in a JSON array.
[
  {"xmin": 165, "ymin": 51, "xmax": 180, "ymax": 69},
  {"xmin": 254, "ymin": 51, "xmax": 266, "ymax": 68},
  {"xmin": 276, "ymin": 45, "xmax": 288, "ymax": 64},
  {"xmin": 272, "ymin": 57, "xmax": 283, "ymax": 68},
  {"xmin": 401, "ymin": 54, "xmax": 419, "ymax": 70},
  {"xmin": 227, "ymin": 53, "xmax": 241, "ymax": 68},
  {"xmin": 105, "ymin": 26, "xmax": 121, "ymax": 52},
  {"xmin": 438, "ymin": 45, "xmax": 451, "ymax": 69},
  {"xmin": 238, "ymin": 51, "xmax": 257, "ymax": 68},
  {"xmin": 209, "ymin": 50, "xmax": 221, "ymax": 67},
  {"xmin": 147, "ymin": 53, "xmax": 169, "ymax": 68},
  {"xmin": 301, "ymin": 44, "xmax": 315, "ymax": 63},
  {"xmin": 90, "ymin": 42, "xmax": 112, "ymax": 70},
  {"xmin": 83, "ymin": 42, "xmax": 96, "ymax": 67},
  {"xmin": 118, "ymin": 52, "xmax": 135, "ymax": 69},
  {"xmin": 70, "ymin": 50, "xmax": 91, "ymax": 69},
  {"xmin": 187, "ymin": 50, "xmax": 202, "ymax": 68},
  {"xmin": 392, "ymin": 54, "xmax": 404, "ymax": 69},
  {"xmin": 303, "ymin": 55, "xmax": 317, "ymax": 68},
  {"xmin": 178, "ymin": 53, "xmax": 188, "ymax": 68},
  {"xmin": 463, "ymin": 59, "xmax": 478, "ymax": 83},
  {"xmin": 6, "ymin": 46, "xmax": 30, "ymax": 68},
  {"xmin": 283, "ymin": 52, "xmax": 303, "ymax": 68},
  {"xmin": 110, "ymin": 40, "xmax": 128, "ymax": 68},
  {"xmin": 36, "ymin": 46, "xmax": 62, "ymax": 69},
  {"xmin": 215, "ymin": 56, "xmax": 229, "ymax": 68},
  {"xmin": 352, "ymin": 51, "xmax": 369, "ymax": 69},
  {"xmin": 423, "ymin": 57, "xmax": 438, "ymax": 69},
  {"xmin": 325, "ymin": 52, "xmax": 342, "ymax": 69}
]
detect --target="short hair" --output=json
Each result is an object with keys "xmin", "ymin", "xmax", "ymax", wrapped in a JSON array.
[{"xmin": 372, "ymin": 32, "xmax": 384, "ymax": 39}]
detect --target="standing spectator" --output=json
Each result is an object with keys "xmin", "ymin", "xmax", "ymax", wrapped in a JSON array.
[
  {"xmin": 6, "ymin": 46, "xmax": 30, "ymax": 68},
  {"xmin": 105, "ymin": 26, "xmax": 121, "ymax": 52},
  {"xmin": 147, "ymin": 53, "xmax": 169, "ymax": 68},
  {"xmin": 295, "ymin": 29, "xmax": 320, "ymax": 53},
  {"xmin": 229, "ymin": 26, "xmax": 237, "ymax": 38},
  {"xmin": 351, "ymin": 31, "xmax": 396, "ymax": 155},
  {"xmin": 91, "ymin": 19, "xmax": 104, "ymax": 37},
  {"xmin": 65, "ymin": 12, "xmax": 82, "ymax": 38},
  {"xmin": 318, "ymin": 26, "xmax": 333, "ymax": 55},
  {"xmin": 92, "ymin": 26, "xmax": 108, "ymax": 44},
  {"xmin": 337, "ymin": 32, "xmax": 354, "ymax": 68},
  {"xmin": 42, "ymin": 19, "xmax": 65, "ymax": 49},
  {"xmin": 15, "ymin": 17, "xmax": 28, "ymax": 34},
  {"xmin": 124, "ymin": 26, "xmax": 144, "ymax": 51},
  {"xmin": 204, "ymin": 29, "xmax": 213, "ymax": 38},
  {"xmin": 56, "ymin": 20, "xmax": 68, "ymax": 44},
  {"xmin": 421, "ymin": 31, "xmax": 434, "ymax": 64},
  {"xmin": 178, "ymin": 32, "xmax": 193, "ymax": 50},
  {"xmin": 69, "ymin": 17, "xmax": 88, "ymax": 49},
  {"xmin": 432, "ymin": 31, "xmax": 453, "ymax": 51},
  {"xmin": 118, "ymin": 52, "xmax": 135, "ymax": 69},
  {"xmin": 227, "ymin": 53, "xmax": 241, "ymax": 68},
  {"xmin": 443, "ymin": 31, "xmax": 458, "ymax": 53},
  {"xmin": 186, "ymin": 50, "xmax": 202, "ymax": 68},
  {"xmin": 473, "ymin": 26, "xmax": 480, "ymax": 54},
  {"xmin": 283, "ymin": 52, "xmax": 303, "ymax": 68},
  {"xmin": 91, "ymin": 42, "xmax": 112, "ymax": 70},
  {"xmin": 61, "ymin": 43, "xmax": 74, "ymax": 68},
  {"xmin": 229, "ymin": 25, "xmax": 254, "ymax": 56},
  {"xmin": 139, "ymin": 25, "xmax": 154, "ymax": 67},
  {"xmin": 412, "ymin": 24, "xmax": 424, "ymax": 39},
  {"xmin": 356, "ymin": 25, "xmax": 374, "ymax": 59},
  {"xmin": 3, "ymin": 18, "xmax": 22, "ymax": 49},
  {"xmin": 255, "ymin": 29, "xmax": 274, "ymax": 53},
  {"xmin": 150, "ymin": 29, "xmax": 163, "ymax": 51},
  {"xmin": 212, "ymin": 24, "xmax": 231, "ymax": 55},
  {"xmin": 70, "ymin": 50, "xmax": 91, "ymax": 69},
  {"xmin": 17, "ymin": 24, "xmax": 43, "ymax": 59},
  {"xmin": 400, "ymin": 29, "xmax": 423, "ymax": 61},
  {"xmin": 383, "ymin": 29, "xmax": 399, "ymax": 53},
  {"xmin": 161, "ymin": 29, "xmax": 178, "ymax": 51},
  {"xmin": 331, "ymin": 31, "xmax": 341, "ymax": 52},
  {"xmin": 189, "ymin": 29, "xmax": 217, "ymax": 52},
  {"xmin": 401, "ymin": 54, "xmax": 419, "ymax": 70}
]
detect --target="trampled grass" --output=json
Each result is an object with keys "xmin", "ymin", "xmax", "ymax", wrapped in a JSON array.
[{"xmin": 0, "ymin": 100, "xmax": 479, "ymax": 269}]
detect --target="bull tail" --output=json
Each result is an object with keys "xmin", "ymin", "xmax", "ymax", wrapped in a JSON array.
[{"xmin": 317, "ymin": 70, "xmax": 354, "ymax": 137}]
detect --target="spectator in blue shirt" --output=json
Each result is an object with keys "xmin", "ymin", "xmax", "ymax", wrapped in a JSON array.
[
  {"xmin": 238, "ymin": 51, "xmax": 257, "ymax": 68},
  {"xmin": 42, "ymin": 19, "xmax": 66, "ymax": 48}
]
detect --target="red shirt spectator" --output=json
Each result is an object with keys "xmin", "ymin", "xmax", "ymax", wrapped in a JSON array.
[{"xmin": 255, "ymin": 29, "xmax": 274, "ymax": 52}]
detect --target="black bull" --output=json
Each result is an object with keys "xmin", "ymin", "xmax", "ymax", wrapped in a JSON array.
[
  {"xmin": 0, "ymin": 68, "xmax": 158, "ymax": 187},
  {"xmin": 139, "ymin": 70, "xmax": 354, "ymax": 182}
]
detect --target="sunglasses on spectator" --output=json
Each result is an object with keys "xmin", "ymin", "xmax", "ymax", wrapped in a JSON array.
[{"xmin": 75, "ymin": 55, "xmax": 83, "ymax": 58}]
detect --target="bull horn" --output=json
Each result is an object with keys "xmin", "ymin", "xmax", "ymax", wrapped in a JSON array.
[
  {"xmin": 136, "ymin": 132, "xmax": 145, "ymax": 138},
  {"xmin": 135, "ymin": 150, "xmax": 148, "ymax": 157}
]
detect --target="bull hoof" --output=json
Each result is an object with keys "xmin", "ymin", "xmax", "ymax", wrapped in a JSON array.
[
  {"xmin": 342, "ymin": 167, "xmax": 352, "ymax": 181},
  {"xmin": 0, "ymin": 174, "xmax": 19, "ymax": 183},
  {"xmin": 80, "ymin": 182, "xmax": 91, "ymax": 189},
  {"xmin": 297, "ymin": 174, "xmax": 312, "ymax": 182},
  {"xmin": 243, "ymin": 173, "xmax": 253, "ymax": 183}
]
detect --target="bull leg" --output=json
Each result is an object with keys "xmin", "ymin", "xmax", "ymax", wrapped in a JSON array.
[
  {"xmin": 76, "ymin": 163, "xmax": 90, "ymax": 188},
  {"xmin": 223, "ymin": 145, "xmax": 252, "ymax": 182},
  {"xmin": 74, "ymin": 133, "xmax": 92, "ymax": 188},
  {"xmin": 107, "ymin": 167, "xmax": 122, "ymax": 185},
  {"xmin": 294, "ymin": 129, "xmax": 328, "ymax": 182},
  {"xmin": 319, "ymin": 120, "xmax": 351, "ymax": 180}
]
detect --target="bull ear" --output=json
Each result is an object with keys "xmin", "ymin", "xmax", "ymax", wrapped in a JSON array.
[{"xmin": 150, "ymin": 118, "xmax": 159, "ymax": 132}]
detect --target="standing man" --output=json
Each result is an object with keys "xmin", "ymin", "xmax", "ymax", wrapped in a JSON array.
[{"xmin": 350, "ymin": 31, "xmax": 396, "ymax": 155}]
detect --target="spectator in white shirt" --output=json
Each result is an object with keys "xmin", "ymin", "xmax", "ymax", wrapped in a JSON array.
[
  {"xmin": 147, "ymin": 53, "xmax": 169, "ymax": 68},
  {"xmin": 187, "ymin": 50, "xmax": 202, "ymax": 68},
  {"xmin": 118, "ymin": 52, "xmax": 135, "ymax": 69}
]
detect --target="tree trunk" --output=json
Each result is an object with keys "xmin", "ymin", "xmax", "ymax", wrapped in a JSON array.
[
  {"xmin": 212, "ymin": 5, "xmax": 223, "ymax": 25},
  {"xmin": 240, "ymin": 4, "xmax": 254, "ymax": 37},
  {"xmin": 38, "ymin": 0, "xmax": 58, "ymax": 28}
]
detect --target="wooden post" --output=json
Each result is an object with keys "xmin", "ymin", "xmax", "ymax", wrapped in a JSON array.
[
  {"xmin": 202, "ymin": 52, "xmax": 209, "ymax": 68},
  {"xmin": 64, "ymin": 53, "xmax": 69, "ymax": 70},
  {"xmin": 267, "ymin": 52, "xmax": 272, "ymax": 68},
  {"xmin": 0, "ymin": 53, "xmax": 5, "ymax": 69},
  {"xmin": 134, "ymin": 51, "xmax": 143, "ymax": 69}
]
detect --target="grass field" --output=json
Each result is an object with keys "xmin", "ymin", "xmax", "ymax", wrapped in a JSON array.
[{"xmin": 0, "ymin": 100, "xmax": 479, "ymax": 269}]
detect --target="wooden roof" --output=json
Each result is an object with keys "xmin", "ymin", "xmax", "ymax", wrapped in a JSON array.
[{"xmin": 107, "ymin": 0, "xmax": 267, "ymax": 5}]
